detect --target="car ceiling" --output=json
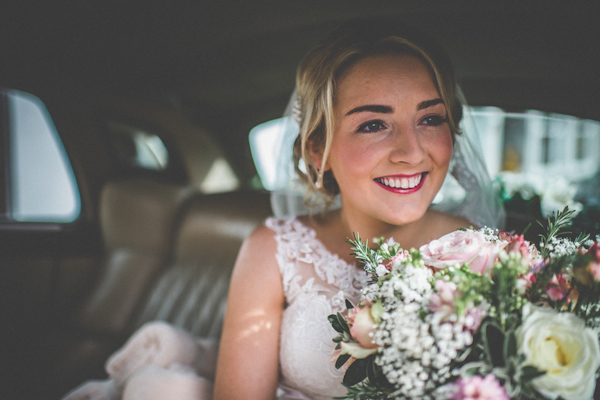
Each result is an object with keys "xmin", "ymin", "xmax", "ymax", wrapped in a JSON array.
[{"xmin": 2, "ymin": 1, "xmax": 599, "ymax": 139}]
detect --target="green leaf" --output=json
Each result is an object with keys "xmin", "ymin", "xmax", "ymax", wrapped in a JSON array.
[
  {"xmin": 335, "ymin": 353, "xmax": 351, "ymax": 369},
  {"xmin": 366, "ymin": 356, "xmax": 377, "ymax": 384},
  {"xmin": 345, "ymin": 299, "xmax": 355, "ymax": 310},
  {"xmin": 481, "ymin": 320, "xmax": 506, "ymax": 368},
  {"xmin": 336, "ymin": 312, "xmax": 350, "ymax": 333},
  {"xmin": 520, "ymin": 365, "xmax": 546, "ymax": 382},
  {"xmin": 503, "ymin": 329, "xmax": 517, "ymax": 359},
  {"xmin": 328, "ymin": 314, "xmax": 346, "ymax": 334},
  {"xmin": 343, "ymin": 357, "xmax": 369, "ymax": 387}
]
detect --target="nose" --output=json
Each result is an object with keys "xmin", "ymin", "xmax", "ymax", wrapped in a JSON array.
[{"xmin": 388, "ymin": 126, "xmax": 427, "ymax": 165}]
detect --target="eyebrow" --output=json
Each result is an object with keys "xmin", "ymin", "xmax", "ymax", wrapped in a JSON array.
[
  {"xmin": 345, "ymin": 105, "xmax": 393, "ymax": 116},
  {"xmin": 345, "ymin": 98, "xmax": 445, "ymax": 116},
  {"xmin": 417, "ymin": 98, "xmax": 444, "ymax": 110}
]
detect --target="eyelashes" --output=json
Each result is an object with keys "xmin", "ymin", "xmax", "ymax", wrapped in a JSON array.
[
  {"xmin": 357, "ymin": 120, "xmax": 386, "ymax": 133},
  {"xmin": 355, "ymin": 115, "xmax": 448, "ymax": 133},
  {"xmin": 421, "ymin": 115, "xmax": 449, "ymax": 127}
]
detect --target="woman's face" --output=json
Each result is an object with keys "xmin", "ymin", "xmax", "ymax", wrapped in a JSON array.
[{"xmin": 323, "ymin": 53, "xmax": 453, "ymax": 227}]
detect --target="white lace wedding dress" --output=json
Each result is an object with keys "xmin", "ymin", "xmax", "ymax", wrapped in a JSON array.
[{"xmin": 266, "ymin": 217, "xmax": 369, "ymax": 400}]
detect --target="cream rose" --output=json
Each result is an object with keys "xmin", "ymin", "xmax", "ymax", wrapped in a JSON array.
[
  {"xmin": 517, "ymin": 304, "xmax": 600, "ymax": 400},
  {"xmin": 420, "ymin": 229, "xmax": 504, "ymax": 274},
  {"xmin": 349, "ymin": 305, "xmax": 378, "ymax": 350}
]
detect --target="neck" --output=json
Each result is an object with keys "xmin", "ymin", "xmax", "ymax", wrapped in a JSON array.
[{"xmin": 337, "ymin": 208, "xmax": 432, "ymax": 251}]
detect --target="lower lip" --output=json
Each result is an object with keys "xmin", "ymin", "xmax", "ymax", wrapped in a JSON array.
[{"xmin": 374, "ymin": 173, "xmax": 427, "ymax": 194}]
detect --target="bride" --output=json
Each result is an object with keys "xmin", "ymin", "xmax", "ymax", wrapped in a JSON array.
[
  {"xmin": 63, "ymin": 17, "xmax": 503, "ymax": 400},
  {"xmin": 214, "ymin": 19, "xmax": 503, "ymax": 400}
]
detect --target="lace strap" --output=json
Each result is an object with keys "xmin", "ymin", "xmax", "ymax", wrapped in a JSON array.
[
  {"xmin": 265, "ymin": 217, "xmax": 368, "ymax": 304},
  {"xmin": 266, "ymin": 217, "xmax": 312, "ymax": 294}
]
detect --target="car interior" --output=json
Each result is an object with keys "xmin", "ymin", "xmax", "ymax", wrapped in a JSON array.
[{"xmin": 0, "ymin": 1, "xmax": 599, "ymax": 399}]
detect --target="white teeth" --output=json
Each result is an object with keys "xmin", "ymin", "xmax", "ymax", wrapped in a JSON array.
[{"xmin": 379, "ymin": 174, "xmax": 422, "ymax": 189}]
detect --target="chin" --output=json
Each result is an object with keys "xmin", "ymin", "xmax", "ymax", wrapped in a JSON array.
[{"xmin": 381, "ymin": 207, "xmax": 429, "ymax": 227}]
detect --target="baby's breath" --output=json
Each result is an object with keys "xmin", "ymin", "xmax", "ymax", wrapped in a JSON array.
[{"xmin": 331, "ymin": 208, "xmax": 597, "ymax": 400}]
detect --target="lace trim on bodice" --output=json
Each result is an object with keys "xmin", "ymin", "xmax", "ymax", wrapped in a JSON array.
[
  {"xmin": 266, "ymin": 217, "xmax": 367, "ymax": 307},
  {"xmin": 266, "ymin": 217, "xmax": 369, "ymax": 400}
]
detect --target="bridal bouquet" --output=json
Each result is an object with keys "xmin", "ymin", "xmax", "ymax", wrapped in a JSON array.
[{"xmin": 329, "ymin": 207, "xmax": 600, "ymax": 400}]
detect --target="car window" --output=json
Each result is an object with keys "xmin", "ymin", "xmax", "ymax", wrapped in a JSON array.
[
  {"xmin": 2, "ymin": 89, "xmax": 80, "ymax": 223},
  {"xmin": 106, "ymin": 120, "xmax": 169, "ymax": 171},
  {"xmin": 249, "ymin": 117, "xmax": 296, "ymax": 191},
  {"xmin": 471, "ymin": 107, "xmax": 600, "ymax": 217},
  {"xmin": 250, "ymin": 108, "xmax": 600, "ymax": 220}
]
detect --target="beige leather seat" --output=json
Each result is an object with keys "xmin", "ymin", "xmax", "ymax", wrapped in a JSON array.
[
  {"xmin": 132, "ymin": 189, "xmax": 272, "ymax": 338},
  {"xmin": 7, "ymin": 179, "xmax": 194, "ymax": 400},
  {"xmin": 59, "ymin": 186, "xmax": 271, "ymax": 397},
  {"xmin": 12, "ymin": 180, "xmax": 272, "ymax": 400},
  {"xmin": 76, "ymin": 179, "xmax": 193, "ymax": 335}
]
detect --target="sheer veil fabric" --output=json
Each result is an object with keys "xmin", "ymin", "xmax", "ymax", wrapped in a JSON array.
[{"xmin": 269, "ymin": 89, "xmax": 505, "ymax": 230}]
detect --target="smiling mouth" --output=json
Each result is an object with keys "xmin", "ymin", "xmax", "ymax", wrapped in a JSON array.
[{"xmin": 375, "ymin": 173, "xmax": 426, "ymax": 190}]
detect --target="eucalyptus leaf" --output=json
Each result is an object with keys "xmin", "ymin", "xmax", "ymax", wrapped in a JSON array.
[
  {"xmin": 481, "ymin": 320, "xmax": 506, "ymax": 368},
  {"xmin": 345, "ymin": 299, "xmax": 355, "ymax": 310},
  {"xmin": 336, "ymin": 312, "xmax": 350, "ymax": 333},
  {"xmin": 343, "ymin": 357, "xmax": 369, "ymax": 387},
  {"xmin": 503, "ymin": 329, "xmax": 517, "ymax": 359},
  {"xmin": 335, "ymin": 354, "xmax": 351, "ymax": 370},
  {"xmin": 328, "ymin": 314, "xmax": 345, "ymax": 333},
  {"xmin": 366, "ymin": 356, "xmax": 377, "ymax": 384},
  {"xmin": 520, "ymin": 365, "xmax": 546, "ymax": 382}
]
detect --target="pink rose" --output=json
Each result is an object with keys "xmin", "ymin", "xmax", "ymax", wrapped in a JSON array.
[
  {"xmin": 386, "ymin": 251, "xmax": 408, "ymax": 267},
  {"xmin": 420, "ymin": 230, "xmax": 505, "ymax": 275},
  {"xmin": 505, "ymin": 234, "xmax": 533, "ymax": 264},
  {"xmin": 348, "ymin": 304, "xmax": 378, "ymax": 350}
]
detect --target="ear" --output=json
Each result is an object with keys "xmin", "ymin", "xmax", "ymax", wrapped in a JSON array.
[{"xmin": 307, "ymin": 139, "xmax": 330, "ymax": 171}]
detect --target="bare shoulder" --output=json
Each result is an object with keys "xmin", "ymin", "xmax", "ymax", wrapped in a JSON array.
[
  {"xmin": 233, "ymin": 222, "xmax": 279, "ymax": 277},
  {"xmin": 227, "ymin": 220, "xmax": 283, "ymax": 310},
  {"xmin": 243, "ymin": 222, "xmax": 278, "ymax": 249}
]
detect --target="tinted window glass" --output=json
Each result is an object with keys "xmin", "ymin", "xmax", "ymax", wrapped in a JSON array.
[
  {"xmin": 250, "ymin": 109, "xmax": 600, "ymax": 220},
  {"xmin": 106, "ymin": 120, "xmax": 169, "ymax": 171},
  {"xmin": 472, "ymin": 107, "xmax": 600, "ymax": 216},
  {"xmin": 4, "ymin": 89, "xmax": 80, "ymax": 222}
]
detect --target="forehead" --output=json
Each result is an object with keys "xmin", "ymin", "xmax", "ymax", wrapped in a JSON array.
[{"xmin": 335, "ymin": 54, "xmax": 439, "ymax": 106}]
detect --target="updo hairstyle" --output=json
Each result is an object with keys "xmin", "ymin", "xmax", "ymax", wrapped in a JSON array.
[{"xmin": 292, "ymin": 19, "xmax": 463, "ymax": 208}]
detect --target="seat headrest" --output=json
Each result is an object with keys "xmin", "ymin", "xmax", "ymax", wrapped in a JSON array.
[
  {"xmin": 174, "ymin": 190, "xmax": 272, "ymax": 262},
  {"xmin": 100, "ymin": 180, "xmax": 191, "ymax": 252}
]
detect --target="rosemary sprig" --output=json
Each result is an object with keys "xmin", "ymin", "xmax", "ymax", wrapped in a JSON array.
[
  {"xmin": 347, "ymin": 233, "xmax": 381, "ymax": 271},
  {"xmin": 538, "ymin": 206, "xmax": 586, "ymax": 258}
]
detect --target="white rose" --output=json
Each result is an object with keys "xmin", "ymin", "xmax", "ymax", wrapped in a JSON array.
[{"xmin": 517, "ymin": 304, "xmax": 600, "ymax": 400}]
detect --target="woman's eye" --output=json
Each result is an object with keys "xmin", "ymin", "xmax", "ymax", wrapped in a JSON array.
[
  {"xmin": 421, "ymin": 115, "xmax": 449, "ymax": 127},
  {"xmin": 357, "ymin": 120, "xmax": 386, "ymax": 133}
]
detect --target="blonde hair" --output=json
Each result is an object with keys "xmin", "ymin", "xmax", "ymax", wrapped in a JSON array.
[{"xmin": 293, "ymin": 20, "xmax": 463, "ymax": 208}]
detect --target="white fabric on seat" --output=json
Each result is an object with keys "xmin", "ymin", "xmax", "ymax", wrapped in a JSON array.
[
  {"xmin": 62, "ymin": 321, "xmax": 217, "ymax": 400},
  {"xmin": 122, "ymin": 364, "xmax": 213, "ymax": 400}
]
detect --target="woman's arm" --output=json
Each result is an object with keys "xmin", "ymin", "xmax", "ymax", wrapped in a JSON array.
[{"xmin": 214, "ymin": 224, "xmax": 284, "ymax": 400}]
